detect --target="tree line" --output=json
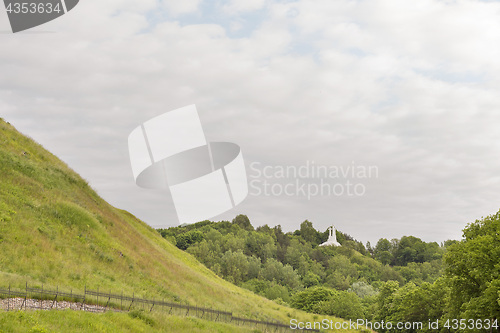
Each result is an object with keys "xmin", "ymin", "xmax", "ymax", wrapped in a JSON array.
[{"xmin": 158, "ymin": 211, "xmax": 500, "ymax": 332}]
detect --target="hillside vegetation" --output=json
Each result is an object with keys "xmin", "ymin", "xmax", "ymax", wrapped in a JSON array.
[
  {"xmin": 0, "ymin": 119, "xmax": 361, "ymax": 332},
  {"xmin": 160, "ymin": 216, "xmax": 445, "ymax": 322},
  {"xmin": 161, "ymin": 211, "xmax": 500, "ymax": 332}
]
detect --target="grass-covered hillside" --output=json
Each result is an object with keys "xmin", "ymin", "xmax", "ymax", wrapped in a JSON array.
[{"xmin": 0, "ymin": 118, "xmax": 364, "ymax": 332}]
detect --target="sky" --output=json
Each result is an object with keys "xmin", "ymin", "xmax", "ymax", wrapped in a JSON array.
[{"xmin": 1, "ymin": 0, "xmax": 500, "ymax": 244}]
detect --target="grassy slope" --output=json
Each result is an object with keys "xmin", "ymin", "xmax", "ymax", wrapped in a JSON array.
[
  {"xmin": 0, "ymin": 310, "xmax": 257, "ymax": 333},
  {"xmin": 0, "ymin": 119, "xmax": 363, "ymax": 332}
]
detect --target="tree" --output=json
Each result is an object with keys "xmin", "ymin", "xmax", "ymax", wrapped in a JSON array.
[
  {"xmin": 375, "ymin": 279, "xmax": 449, "ymax": 332},
  {"xmin": 175, "ymin": 230, "xmax": 203, "ymax": 250},
  {"xmin": 374, "ymin": 238, "xmax": 393, "ymax": 265},
  {"xmin": 314, "ymin": 290, "xmax": 364, "ymax": 320},
  {"xmin": 220, "ymin": 250, "xmax": 249, "ymax": 284},
  {"xmin": 232, "ymin": 214, "xmax": 254, "ymax": 231},
  {"xmin": 261, "ymin": 258, "xmax": 301, "ymax": 289},
  {"xmin": 444, "ymin": 211, "xmax": 500, "ymax": 326},
  {"xmin": 247, "ymin": 255, "xmax": 261, "ymax": 280},
  {"xmin": 302, "ymin": 271, "xmax": 321, "ymax": 288},
  {"xmin": 291, "ymin": 286, "xmax": 335, "ymax": 312},
  {"xmin": 245, "ymin": 232, "xmax": 276, "ymax": 261},
  {"xmin": 299, "ymin": 220, "xmax": 321, "ymax": 245},
  {"xmin": 349, "ymin": 281, "xmax": 377, "ymax": 299},
  {"xmin": 366, "ymin": 241, "xmax": 374, "ymax": 256}
]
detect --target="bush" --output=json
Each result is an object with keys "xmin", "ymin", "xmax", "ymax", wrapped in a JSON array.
[
  {"xmin": 291, "ymin": 286, "xmax": 335, "ymax": 312},
  {"xmin": 313, "ymin": 290, "xmax": 364, "ymax": 320}
]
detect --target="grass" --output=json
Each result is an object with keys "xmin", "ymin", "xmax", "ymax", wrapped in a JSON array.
[
  {"xmin": 0, "ymin": 119, "xmax": 363, "ymax": 332},
  {"xmin": 0, "ymin": 310, "xmax": 258, "ymax": 333}
]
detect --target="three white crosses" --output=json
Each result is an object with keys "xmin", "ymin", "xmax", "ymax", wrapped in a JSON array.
[{"xmin": 319, "ymin": 225, "xmax": 341, "ymax": 247}]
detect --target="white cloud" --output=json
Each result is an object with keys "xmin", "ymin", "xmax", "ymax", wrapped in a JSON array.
[
  {"xmin": 1, "ymin": 0, "xmax": 500, "ymax": 243},
  {"xmin": 161, "ymin": 0, "xmax": 202, "ymax": 16},
  {"xmin": 222, "ymin": 0, "xmax": 266, "ymax": 14},
  {"xmin": 289, "ymin": 0, "xmax": 500, "ymax": 73}
]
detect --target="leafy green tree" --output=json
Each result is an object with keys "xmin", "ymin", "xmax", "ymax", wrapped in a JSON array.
[
  {"xmin": 374, "ymin": 238, "xmax": 393, "ymax": 265},
  {"xmin": 284, "ymin": 240, "xmax": 302, "ymax": 269},
  {"xmin": 328, "ymin": 254, "xmax": 358, "ymax": 279},
  {"xmin": 375, "ymin": 280, "xmax": 400, "ymax": 325},
  {"xmin": 245, "ymin": 232, "xmax": 276, "ymax": 261},
  {"xmin": 256, "ymin": 224, "xmax": 275, "ymax": 237},
  {"xmin": 391, "ymin": 236, "xmax": 443, "ymax": 266},
  {"xmin": 232, "ymin": 214, "xmax": 254, "ymax": 231},
  {"xmin": 302, "ymin": 271, "xmax": 321, "ymax": 288},
  {"xmin": 298, "ymin": 220, "xmax": 321, "ymax": 245},
  {"xmin": 220, "ymin": 249, "xmax": 249, "ymax": 284},
  {"xmin": 222, "ymin": 232, "xmax": 245, "ymax": 253},
  {"xmin": 325, "ymin": 271, "xmax": 351, "ymax": 290},
  {"xmin": 366, "ymin": 241, "xmax": 374, "ymax": 256},
  {"xmin": 273, "ymin": 225, "xmax": 289, "ymax": 261},
  {"xmin": 241, "ymin": 279, "xmax": 291, "ymax": 302},
  {"xmin": 341, "ymin": 240, "xmax": 368, "ymax": 256},
  {"xmin": 247, "ymin": 255, "xmax": 261, "ymax": 280},
  {"xmin": 187, "ymin": 240, "xmax": 215, "ymax": 267},
  {"xmin": 444, "ymin": 211, "xmax": 500, "ymax": 325},
  {"xmin": 375, "ymin": 279, "xmax": 449, "ymax": 332},
  {"xmin": 261, "ymin": 258, "xmax": 301, "ymax": 289},
  {"xmin": 263, "ymin": 282, "xmax": 291, "ymax": 301},
  {"xmin": 204, "ymin": 228, "xmax": 223, "ymax": 244},
  {"xmin": 175, "ymin": 230, "xmax": 204, "ymax": 250},
  {"xmin": 442, "ymin": 239, "xmax": 458, "ymax": 248},
  {"xmin": 291, "ymin": 286, "xmax": 335, "ymax": 312},
  {"xmin": 349, "ymin": 281, "xmax": 377, "ymax": 299},
  {"xmin": 314, "ymin": 290, "xmax": 364, "ymax": 320}
]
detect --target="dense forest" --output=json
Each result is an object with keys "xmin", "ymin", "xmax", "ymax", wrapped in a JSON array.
[{"xmin": 159, "ymin": 211, "xmax": 500, "ymax": 332}]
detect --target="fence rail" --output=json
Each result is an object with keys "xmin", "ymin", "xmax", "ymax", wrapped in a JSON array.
[{"xmin": 0, "ymin": 284, "xmax": 319, "ymax": 332}]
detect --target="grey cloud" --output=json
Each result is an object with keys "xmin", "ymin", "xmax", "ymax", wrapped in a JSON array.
[{"xmin": 1, "ymin": 0, "xmax": 500, "ymax": 244}]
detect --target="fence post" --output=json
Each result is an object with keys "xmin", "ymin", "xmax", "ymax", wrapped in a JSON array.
[
  {"xmin": 23, "ymin": 281, "xmax": 27, "ymax": 310},
  {"xmin": 128, "ymin": 292, "xmax": 134, "ymax": 311},
  {"xmin": 82, "ymin": 285, "xmax": 86, "ymax": 311},
  {"xmin": 51, "ymin": 286, "xmax": 58, "ymax": 309},
  {"xmin": 106, "ymin": 289, "xmax": 111, "ymax": 312}
]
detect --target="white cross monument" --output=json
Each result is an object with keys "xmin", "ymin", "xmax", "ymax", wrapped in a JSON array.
[{"xmin": 319, "ymin": 225, "xmax": 341, "ymax": 247}]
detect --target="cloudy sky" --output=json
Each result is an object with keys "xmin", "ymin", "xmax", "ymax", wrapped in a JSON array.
[{"xmin": 1, "ymin": 0, "xmax": 500, "ymax": 244}]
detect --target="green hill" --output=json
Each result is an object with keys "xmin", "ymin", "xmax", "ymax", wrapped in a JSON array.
[{"xmin": 0, "ymin": 119, "xmax": 362, "ymax": 332}]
